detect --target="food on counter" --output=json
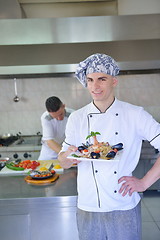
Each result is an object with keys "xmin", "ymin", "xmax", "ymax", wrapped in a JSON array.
[
  {"xmin": 54, "ymin": 164, "xmax": 62, "ymax": 169},
  {"xmin": 6, "ymin": 162, "xmax": 25, "ymax": 171},
  {"xmin": 71, "ymin": 131, "xmax": 123, "ymax": 160},
  {"xmin": 39, "ymin": 167, "xmax": 48, "ymax": 171},
  {"xmin": 6, "ymin": 160, "xmax": 40, "ymax": 171},
  {"xmin": 37, "ymin": 160, "xmax": 62, "ymax": 170},
  {"xmin": 17, "ymin": 160, "xmax": 40, "ymax": 170},
  {"xmin": 29, "ymin": 169, "xmax": 55, "ymax": 180}
]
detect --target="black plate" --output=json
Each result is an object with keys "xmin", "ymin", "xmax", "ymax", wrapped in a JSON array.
[{"xmin": 31, "ymin": 172, "xmax": 54, "ymax": 180}]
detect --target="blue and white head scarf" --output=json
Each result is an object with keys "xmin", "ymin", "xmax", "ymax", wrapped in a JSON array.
[{"xmin": 75, "ymin": 53, "xmax": 120, "ymax": 87}]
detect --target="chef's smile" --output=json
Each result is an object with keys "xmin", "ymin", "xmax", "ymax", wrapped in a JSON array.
[{"xmin": 92, "ymin": 90, "xmax": 103, "ymax": 96}]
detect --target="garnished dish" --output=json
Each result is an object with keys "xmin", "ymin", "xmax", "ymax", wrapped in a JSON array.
[
  {"xmin": 68, "ymin": 131, "xmax": 123, "ymax": 161},
  {"xmin": 29, "ymin": 169, "xmax": 55, "ymax": 180}
]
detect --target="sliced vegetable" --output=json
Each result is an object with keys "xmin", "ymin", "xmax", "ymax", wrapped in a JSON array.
[{"xmin": 6, "ymin": 163, "xmax": 24, "ymax": 171}]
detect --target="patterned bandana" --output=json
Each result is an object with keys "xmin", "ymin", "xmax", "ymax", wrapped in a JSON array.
[{"xmin": 75, "ymin": 53, "xmax": 120, "ymax": 87}]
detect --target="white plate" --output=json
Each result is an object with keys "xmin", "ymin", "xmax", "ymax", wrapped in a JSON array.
[{"xmin": 67, "ymin": 152, "xmax": 120, "ymax": 162}]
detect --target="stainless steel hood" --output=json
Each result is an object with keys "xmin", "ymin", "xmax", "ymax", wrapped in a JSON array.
[{"xmin": 0, "ymin": 13, "xmax": 160, "ymax": 77}]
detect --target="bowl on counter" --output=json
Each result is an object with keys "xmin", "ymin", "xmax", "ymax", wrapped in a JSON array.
[{"xmin": 0, "ymin": 157, "xmax": 10, "ymax": 170}]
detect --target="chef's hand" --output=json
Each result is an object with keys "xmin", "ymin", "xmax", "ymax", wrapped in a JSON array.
[
  {"xmin": 58, "ymin": 145, "xmax": 81, "ymax": 169},
  {"xmin": 118, "ymin": 176, "xmax": 147, "ymax": 197}
]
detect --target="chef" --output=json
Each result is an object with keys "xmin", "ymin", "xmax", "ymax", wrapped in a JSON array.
[
  {"xmin": 58, "ymin": 53, "xmax": 160, "ymax": 240},
  {"xmin": 38, "ymin": 96, "xmax": 73, "ymax": 160}
]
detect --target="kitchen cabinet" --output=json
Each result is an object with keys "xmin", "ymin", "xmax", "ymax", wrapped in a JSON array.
[{"xmin": 0, "ymin": 168, "xmax": 79, "ymax": 240}]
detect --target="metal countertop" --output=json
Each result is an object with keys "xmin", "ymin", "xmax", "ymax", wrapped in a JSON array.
[{"xmin": 0, "ymin": 168, "xmax": 77, "ymax": 200}]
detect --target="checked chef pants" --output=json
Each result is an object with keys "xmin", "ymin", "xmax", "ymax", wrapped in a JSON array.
[{"xmin": 76, "ymin": 202, "xmax": 142, "ymax": 240}]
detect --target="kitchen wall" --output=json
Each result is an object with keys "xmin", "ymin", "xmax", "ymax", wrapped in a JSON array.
[{"xmin": 0, "ymin": 73, "xmax": 159, "ymax": 135}]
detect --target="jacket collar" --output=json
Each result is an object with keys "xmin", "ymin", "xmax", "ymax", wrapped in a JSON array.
[{"xmin": 87, "ymin": 98, "xmax": 120, "ymax": 114}]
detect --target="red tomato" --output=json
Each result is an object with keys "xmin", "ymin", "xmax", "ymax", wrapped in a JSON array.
[
  {"xmin": 30, "ymin": 165, "xmax": 37, "ymax": 170},
  {"xmin": 26, "ymin": 163, "xmax": 32, "ymax": 169},
  {"xmin": 23, "ymin": 160, "xmax": 31, "ymax": 164},
  {"xmin": 51, "ymin": 170, "xmax": 55, "ymax": 174},
  {"xmin": 32, "ymin": 161, "xmax": 37, "ymax": 164},
  {"xmin": 22, "ymin": 163, "xmax": 28, "ymax": 169}
]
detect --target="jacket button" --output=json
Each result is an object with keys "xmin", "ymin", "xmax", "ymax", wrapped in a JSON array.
[
  {"xmin": 95, "ymin": 170, "xmax": 98, "ymax": 173},
  {"xmin": 90, "ymin": 115, "xmax": 92, "ymax": 117},
  {"xmin": 116, "ymin": 113, "xmax": 118, "ymax": 116},
  {"xmin": 115, "ymin": 132, "xmax": 118, "ymax": 135},
  {"xmin": 114, "ymin": 190, "xmax": 117, "ymax": 193},
  {"xmin": 114, "ymin": 171, "xmax": 117, "ymax": 174}
]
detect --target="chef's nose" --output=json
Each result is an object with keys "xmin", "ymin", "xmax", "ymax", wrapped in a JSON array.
[{"xmin": 93, "ymin": 80, "xmax": 100, "ymax": 88}]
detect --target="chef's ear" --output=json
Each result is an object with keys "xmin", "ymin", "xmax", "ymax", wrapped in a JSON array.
[
  {"xmin": 113, "ymin": 77, "xmax": 118, "ymax": 86},
  {"xmin": 62, "ymin": 104, "xmax": 65, "ymax": 108}
]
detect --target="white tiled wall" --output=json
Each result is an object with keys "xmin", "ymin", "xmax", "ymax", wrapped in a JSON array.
[{"xmin": 0, "ymin": 73, "xmax": 159, "ymax": 135}]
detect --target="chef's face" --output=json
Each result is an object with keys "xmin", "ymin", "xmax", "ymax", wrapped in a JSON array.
[
  {"xmin": 49, "ymin": 104, "xmax": 66, "ymax": 120},
  {"xmin": 86, "ymin": 72, "xmax": 118, "ymax": 103}
]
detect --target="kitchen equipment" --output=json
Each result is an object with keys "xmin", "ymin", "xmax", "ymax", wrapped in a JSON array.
[
  {"xmin": 0, "ymin": 133, "xmax": 13, "ymax": 139},
  {"xmin": 13, "ymin": 78, "xmax": 20, "ymax": 102},
  {"xmin": 0, "ymin": 135, "xmax": 42, "ymax": 160},
  {"xmin": 0, "ymin": 134, "xmax": 19, "ymax": 146}
]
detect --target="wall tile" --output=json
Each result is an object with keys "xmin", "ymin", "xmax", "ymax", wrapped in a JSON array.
[{"xmin": 0, "ymin": 73, "xmax": 160, "ymax": 135}]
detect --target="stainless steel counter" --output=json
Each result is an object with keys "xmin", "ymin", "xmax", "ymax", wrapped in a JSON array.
[
  {"xmin": 0, "ymin": 168, "xmax": 79, "ymax": 240},
  {"xmin": 0, "ymin": 168, "xmax": 77, "ymax": 199}
]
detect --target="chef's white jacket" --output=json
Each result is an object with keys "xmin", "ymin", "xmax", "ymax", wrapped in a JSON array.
[
  {"xmin": 38, "ymin": 108, "xmax": 73, "ymax": 160},
  {"xmin": 61, "ymin": 98, "xmax": 160, "ymax": 212}
]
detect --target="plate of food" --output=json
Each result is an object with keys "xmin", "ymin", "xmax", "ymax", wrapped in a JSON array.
[{"xmin": 67, "ymin": 131, "xmax": 123, "ymax": 162}]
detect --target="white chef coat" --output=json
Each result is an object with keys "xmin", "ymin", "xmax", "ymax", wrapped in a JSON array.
[
  {"xmin": 38, "ymin": 108, "xmax": 73, "ymax": 160},
  {"xmin": 61, "ymin": 98, "xmax": 160, "ymax": 212}
]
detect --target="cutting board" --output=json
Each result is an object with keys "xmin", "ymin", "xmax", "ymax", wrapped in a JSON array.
[
  {"xmin": 25, "ymin": 173, "xmax": 59, "ymax": 185},
  {"xmin": 0, "ymin": 166, "xmax": 29, "ymax": 175}
]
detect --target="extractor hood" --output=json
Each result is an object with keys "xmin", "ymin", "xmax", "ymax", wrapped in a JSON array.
[{"xmin": 0, "ymin": 13, "xmax": 160, "ymax": 77}]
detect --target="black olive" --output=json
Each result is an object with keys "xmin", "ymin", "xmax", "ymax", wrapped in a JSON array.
[{"xmin": 90, "ymin": 152, "xmax": 100, "ymax": 159}]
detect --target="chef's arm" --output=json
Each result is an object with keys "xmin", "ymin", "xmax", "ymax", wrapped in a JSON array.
[
  {"xmin": 141, "ymin": 155, "xmax": 160, "ymax": 189},
  {"xmin": 58, "ymin": 145, "xmax": 80, "ymax": 169},
  {"xmin": 46, "ymin": 139, "xmax": 62, "ymax": 153},
  {"xmin": 119, "ymin": 155, "xmax": 160, "ymax": 196}
]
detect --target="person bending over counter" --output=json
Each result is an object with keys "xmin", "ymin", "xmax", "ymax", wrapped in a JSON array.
[
  {"xmin": 38, "ymin": 96, "xmax": 73, "ymax": 160},
  {"xmin": 58, "ymin": 53, "xmax": 160, "ymax": 240}
]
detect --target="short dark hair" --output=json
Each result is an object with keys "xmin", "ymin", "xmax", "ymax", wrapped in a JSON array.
[{"xmin": 45, "ymin": 96, "xmax": 63, "ymax": 112}]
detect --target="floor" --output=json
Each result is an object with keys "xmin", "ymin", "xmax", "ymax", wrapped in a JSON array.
[{"xmin": 141, "ymin": 191, "xmax": 160, "ymax": 240}]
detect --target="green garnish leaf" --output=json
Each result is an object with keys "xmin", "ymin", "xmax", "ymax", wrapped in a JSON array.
[
  {"xmin": 86, "ymin": 131, "xmax": 101, "ymax": 140},
  {"xmin": 71, "ymin": 154, "xmax": 81, "ymax": 158}
]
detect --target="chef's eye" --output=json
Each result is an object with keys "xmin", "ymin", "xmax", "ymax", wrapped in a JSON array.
[
  {"xmin": 99, "ymin": 77, "xmax": 107, "ymax": 81},
  {"xmin": 87, "ymin": 78, "xmax": 93, "ymax": 82}
]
